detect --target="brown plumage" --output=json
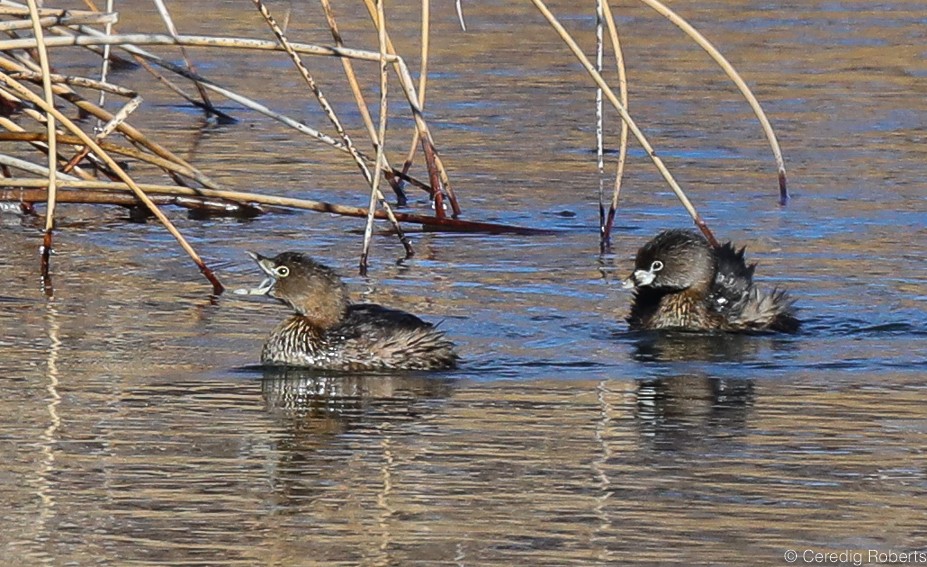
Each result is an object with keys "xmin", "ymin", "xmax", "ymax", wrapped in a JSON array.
[
  {"xmin": 622, "ymin": 229, "xmax": 799, "ymax": 333},
  {"xmin": 237, "ymin": 252, "xmax": 458, "ymax": 371}
]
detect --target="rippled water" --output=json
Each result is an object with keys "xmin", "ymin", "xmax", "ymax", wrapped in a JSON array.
[{"xmin": 2, "ymin": 0, "xmax": 926, "ymax": 564}]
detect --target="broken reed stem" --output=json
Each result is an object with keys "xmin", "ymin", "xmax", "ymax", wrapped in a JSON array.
[
  {"xmin": 251, "ymin": 0, "xmax": 412, "ymax": 260},
  {"xmin": 26, "ymin": 0, "xmax": 58, "ymax": 288},
  {"xmin": 0, "ymin": 178, "xmax": 549, "ymax": 235},
  {"xmin": 151, "ymin": 0, "xmax": 217, "ymax": 115},
  {"xmin": 600, "ymin": 0, "xmax": 629, "ymax": 247},
  {"xmin": 317, "ymin": 0, "xmax": 407, "ymax": 204},
  {"xmin": 529, "ymin": 0, "xmax": 718, "ymax": 247},
  {"xmin": 0, "ymin": 72, "xmax": 225, "ymax": 293},
  {"xmin": 454, "ymin": 0, "xmax": 467, "ymax": 31},
  {"xmin": 636, "ymin": 0, "xmax": 789, "ymax": 204},
  {"xmin": 61, "ymin": 95, "xmax": 142, "ymax": 174}
]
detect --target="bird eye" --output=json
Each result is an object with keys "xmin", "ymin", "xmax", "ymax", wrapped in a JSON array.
[
  {"xmin": 275, "ymin": 265, "xmax": 290, "ymax": 278},
  {"xmin": 650, "ymin": 260, "xmax": 664, "ymax": 272}
]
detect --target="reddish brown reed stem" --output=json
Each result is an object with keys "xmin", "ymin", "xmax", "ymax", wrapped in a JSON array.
[
  {"xmin": 421, "ymin": 142, "xmax": 445, "ymax": 219},
  {"xmin": 779, "ymin": 171, "xmax": 789, "ymax": 205},
  {"xmin": 1, "ymin": 185, "xmax": 549, "ymax": 235},
  {"xmin": 41, "ymin": 229, "xmax": 53, "ymax": 296},
  {"xmin": 694, "ymin": 216, "xmax": 720, "ymax": 248}
]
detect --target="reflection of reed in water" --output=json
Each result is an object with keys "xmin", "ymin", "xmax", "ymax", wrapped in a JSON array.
[{"xmin": 634, "ymin": 375, "xmax": 755, "ymax": 451}]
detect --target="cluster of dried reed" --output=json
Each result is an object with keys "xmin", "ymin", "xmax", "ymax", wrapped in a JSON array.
[
  {"xmin": 0, "ymin": 0, "xmax": 787, "ymax": 293},
  {"xmin": 536, "ymin": 0, "xmax": 790, "ymax": 251}
]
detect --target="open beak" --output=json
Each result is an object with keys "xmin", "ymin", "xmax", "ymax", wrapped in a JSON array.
[
  {"xmin": 621, "ymin": 269, "xmax": 656, "ymax": 290},
  {"xmin": 233, "ymin": 251, "xmax": 277, "ymax": 296}
]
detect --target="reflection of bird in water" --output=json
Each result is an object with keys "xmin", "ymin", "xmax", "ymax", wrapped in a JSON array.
[
  {"xmin": 260, "ymin": 369, "xmax": 456, "ymax": 508},
  {"xmin": 261, "ymin": 368, "xmax": 456, "ymax": 436},
  {"xmin": 622, "ymin": 229, "xmax": 799, "ymax": 333},
  {"xmin": 631, "ymin": 331, "xmax": 760, "ymax": 363},
  {"xmin": 634, "ymin": 375, "xmax": 755, "ymax": 452}
]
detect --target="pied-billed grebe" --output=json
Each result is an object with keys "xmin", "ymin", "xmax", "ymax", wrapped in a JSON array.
[
  {"xmin": 236, "ymin": 252, "xmax": 458, "ymax": 371},
  {"xmin": 622, "ymin": 229, "xmax": 799, "ymax": 333}
]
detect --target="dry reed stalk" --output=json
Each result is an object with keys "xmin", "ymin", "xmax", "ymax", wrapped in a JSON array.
[
  {"xmin": 0, "ymin": 131, "xmax": 213, "ymax": 185},
  {"xmin": 0, "ymin": 153, "xmax": 81, "ymax": 179},
  {"xmin": 61, "ymin": 27, "xmax": 431, "ymax": 191},
  {"xmin": 600, "ymin": 0, "xmax": 629, "ymax": 247},
  {"xmin": 0, "ymin": 72, "xmax": 225, "ymax": 293},
  {"xmin": 9, "ymin": 69, "xmax": 137, "ymax": 96},
  {"xmin": 397, "ymin": 0, "xmax": 429, "ymax": 179},
  {"xmin": 360, "ymin": 0, "xmax": 393, "ymax": 275},
  {"xmin": 529, "ymin": 0, "xmax": 718, "ymax": 247},
  {"xmin": 390, "ymin": 54, "xmax": 458, "ymax": 217},
  {"xmin": 25, "ymin": 0, "xmax": 58, "ymax": 288},
  {"xmin": 68, "ymin": 0, "xmax": 137, "ymax": 70},
  {"xmin": 62, "ymin": 0, "xmax": 236, "ymax": 120},
  {"xmin": 595, "ymin": 0, "xmax": 605, "ymax": 237},
  {"xmin": 79, "ymin": 0, "xmax": 231, "ymax": 119},
  {"xmin": 250, "ymin": 0, "xmax": 413, "ymax": 260},
  {"xmin": 635, "ymin": 0, "xmax": 789, "ymax": 204},
  {"xmin": 0, "ymin": 132, "xmax": 261, "ymax": 217},
  {"xmin": 0, "ymin": 11, "xmax": 116, "ymax": 32},
  {"xmin": 2, "ymin": 27, "xmax": 454, "ymax": 200},
  {"xmin": 1, "ymin": 187, "xmax": 263, "ymax": 216},
  {"xmin": 455, "ymin": 0, "xmax": 466, "ymax": 31},
  {"xmin": 61, "ymin": 95, "xmax": 141, "ymax": 174},
  {"xmin": 150, "ymin": 0, "xmax": 218, "ymax": 115},
  {"xmin": 359, "ymin": 0, "xmax": 460, "ymax": 218},
  {"xmin": 318, "ymin": 0, "xmax": 407, "ymax": 204},
  {"xmin": 0, "ymin": 5, "xmax": 101, "ymax": 17},
  {"xmin": 247, "ymin": 1, "xmax": 369, "ymax": 176},
  {"xmin": 1, "ymin": 177, "xmax": 550, "ymax": 235},
  {"xmin": 0, "ymin": 55, "xmax": 217, "ymax": 188},
  {"xmin": 5, "ymin": 30, "xmax": 400, "ymax": 62},
  {"xmin": 95, "ymin": 0, "xmax": 114, "ymax": 122},
  {"xmin": 0, "ymin": 116, "xmax": 95, "ymax": 180},
  {"xmin": 40, "ymin": 27, "xmax": 138, "ymax": 71}
]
